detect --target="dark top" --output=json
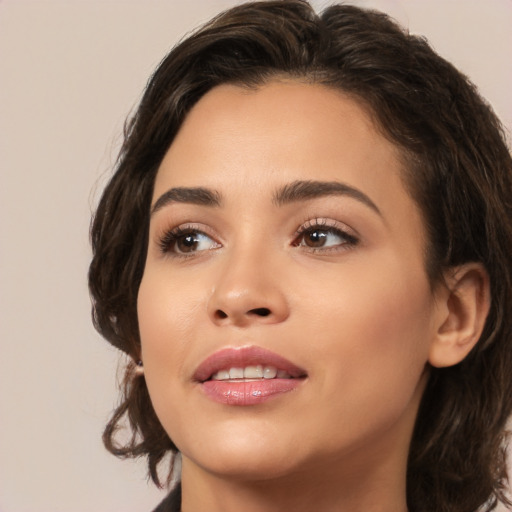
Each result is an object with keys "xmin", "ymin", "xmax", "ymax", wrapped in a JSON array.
[{"xmin": 152, "ymin": 484, "xmax": 181, "ymax": 512}]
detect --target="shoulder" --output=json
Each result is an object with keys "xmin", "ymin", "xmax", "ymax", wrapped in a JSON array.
[{"xmin": 151, "ymin": 484, "xmax": 181, "ymax": 512}]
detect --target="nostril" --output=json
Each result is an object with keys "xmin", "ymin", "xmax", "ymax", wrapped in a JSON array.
[
  {"xmin": 212, "ymin": 307, "xmax": 272, "ymax": 322},
  {"xmin": 250, "ymin": 307, "xmax": 271, "ymax": 317}
]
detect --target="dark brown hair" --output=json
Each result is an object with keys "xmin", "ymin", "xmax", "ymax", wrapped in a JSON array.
[{"xmin": 88, "ymin": 2, "xmax": 512, "ymax": 510}]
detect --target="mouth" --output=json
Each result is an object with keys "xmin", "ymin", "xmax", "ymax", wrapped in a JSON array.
[
  {"xmin": 210, "ymin": 365, "xmax": 294, "ymax": 381},
  {"xmin": 193, "ymin": 346, "xmax": 307, "ymax": 406}
]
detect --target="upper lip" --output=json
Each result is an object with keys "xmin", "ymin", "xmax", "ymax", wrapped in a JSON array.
[{"xmin": 193, "ymin": 346, "xmax": 307, "ymax": 382}]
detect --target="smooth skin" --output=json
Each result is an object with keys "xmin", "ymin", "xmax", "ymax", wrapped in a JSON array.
[{"xmin": 137, "ymin": 81, "xmax": 490, "ymax": 512}]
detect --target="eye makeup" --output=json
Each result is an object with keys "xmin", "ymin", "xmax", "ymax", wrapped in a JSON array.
[
  {"xmin": 155, "ymin": 214, "xmax": 359, "ymax": 260},
  {"xmin": 293, "ymin": 218, "xmax": 359, "ymax": 253},
  {"xmin": 157, "ymin": 223, "xmax": 221, "ymax": 257}
]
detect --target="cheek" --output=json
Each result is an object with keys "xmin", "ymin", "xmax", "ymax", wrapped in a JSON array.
[
  {"xmin": 137, "ymin": 270, "xmax": 204, "ymax": 399},
  {"xmin": 298, "ymin": 256, "xmax": 434, "ymax": 421},
  {"xmin": 319, "ymin": 266, "xmax": 432, "ymax": 364},
  {"xmin": 138, "ymin": 268, "xmax": 204, "ymax": 342},
  {"xmin": 137, "ymin": 269, "xmax": 211, "ymax": 447}
]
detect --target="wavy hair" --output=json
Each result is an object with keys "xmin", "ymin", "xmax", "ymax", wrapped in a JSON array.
[{"xmin": 88, "ymin": 2, "xmax": 512, "ymax": 510}]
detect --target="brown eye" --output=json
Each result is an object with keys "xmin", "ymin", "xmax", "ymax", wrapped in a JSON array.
[
  {"xmin": 173, "ymin": 231, "xmax": 220, "ymax": 254},
  {"xmin": 303, "ymin": 229, "xmax": 329, "ymax": 248},
  {"xmin": 295, "ymin": 226, "xmax": 358, "ymax": 251},
  {"xmin": 159, "ymin": 229, "xmax": 221, "ymax": 255},
  {"xmin": 176, "ymin": 234, "xmax": 201, "ymax": 253}
]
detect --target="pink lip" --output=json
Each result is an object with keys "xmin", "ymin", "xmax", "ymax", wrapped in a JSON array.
[{"xmin": 193, "ymin": 346, "xmax": 307, "ymax": 406}]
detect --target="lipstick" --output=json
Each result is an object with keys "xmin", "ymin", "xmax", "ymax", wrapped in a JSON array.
[{"xmin": 193, "ymin": 346, "xmax": 307, "ymax": 406}]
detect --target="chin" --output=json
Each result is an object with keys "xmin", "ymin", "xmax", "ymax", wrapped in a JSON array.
[
  {"xmin": 179, "ymin": 423, "xmax": 308, "ymax": 482},
  {"xmin": 188, "ymin": 452, "xmax": 303, "ymax": 482}
]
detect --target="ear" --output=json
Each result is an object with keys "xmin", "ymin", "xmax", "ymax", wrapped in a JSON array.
[{"xmin": 429, "ymin": 263, "xmax": 490, "ymax": 368}]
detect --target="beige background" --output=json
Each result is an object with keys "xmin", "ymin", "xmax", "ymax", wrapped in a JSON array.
[{"xmin": 0, "ymin": 1, "xmax": 511, "ymax": 511}]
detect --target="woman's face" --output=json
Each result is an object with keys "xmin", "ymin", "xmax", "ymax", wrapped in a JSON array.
[{"xmin": 138, "ymin": 81, "xmax": 442, "ymax": 482}]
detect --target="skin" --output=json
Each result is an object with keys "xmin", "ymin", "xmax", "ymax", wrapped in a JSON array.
[{"xmin": 137, "ymin": 81, "xmax": 483, "ymax": 512}]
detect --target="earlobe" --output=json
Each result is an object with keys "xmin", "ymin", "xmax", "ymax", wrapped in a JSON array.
[{"xmin": 428, "ymin": 263, "xmax": 490, "ymax": 368}]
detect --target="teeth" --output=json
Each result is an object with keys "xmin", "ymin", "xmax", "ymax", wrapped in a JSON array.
[
  {"xmin": 211, "ymin": 365, "xmax": 291, "ymax": 381},
  {"xmin": 263, "ymin": 366, "xmax": 277, "ymax": 379},
  {"xmin": 212, "ymin": 369, "xmax": 230, "ymax": 380},
  {"xmin": 244, "ymin": 365, "xmax": 263, "ymax": 378},
  {"xmin": 229, "ymin": 367, "xmax": 244, "ymax": 379}
]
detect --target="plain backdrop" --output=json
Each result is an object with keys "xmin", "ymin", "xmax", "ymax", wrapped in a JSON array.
[{"xmin": 1, "ymin": 1, "xmax": 511, "ymax": 511}]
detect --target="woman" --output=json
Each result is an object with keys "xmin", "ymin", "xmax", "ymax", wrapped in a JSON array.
[{"xmin": 88, "ymin": 1, "xmax": 512, "ymax": 511}]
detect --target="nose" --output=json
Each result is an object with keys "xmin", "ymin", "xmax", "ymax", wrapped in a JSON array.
[{"xmin": 207, "ymin": 249, "xmax": 290, "ymax": 327}]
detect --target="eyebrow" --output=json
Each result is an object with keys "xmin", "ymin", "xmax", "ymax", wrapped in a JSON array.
[
  {"xmin": 151, "ymin": 187, "xmax": 222, "ymax": 216},
  {"xmin": 150, "ymin": 180, "xmax": 381, "ymax": 217},
  {"xmin": 273, "ymin": 180, "xmax": 381, "ymax": 215}
]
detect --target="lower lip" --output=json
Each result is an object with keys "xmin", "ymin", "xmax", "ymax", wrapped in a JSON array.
[{"xmin": 201, "ymin": 378, "xmax": 303, "ymax": 405}]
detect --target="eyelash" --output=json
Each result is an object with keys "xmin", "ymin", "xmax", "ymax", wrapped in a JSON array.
[
  {"xmin": 157, "ymin": 224, "xmax": 218, "ymax": 256},
  {"xmin": 293, "ymin": 218, "xmax": 359, "ymax": 253},
  {"xmin": 156, "ymin": 219, "xmax": 359, "ymax": 258}
]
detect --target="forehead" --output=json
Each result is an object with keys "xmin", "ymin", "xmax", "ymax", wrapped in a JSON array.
[{"xmin": 154, "ymin": 80, "xmax": 413, "ymax": 213}]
